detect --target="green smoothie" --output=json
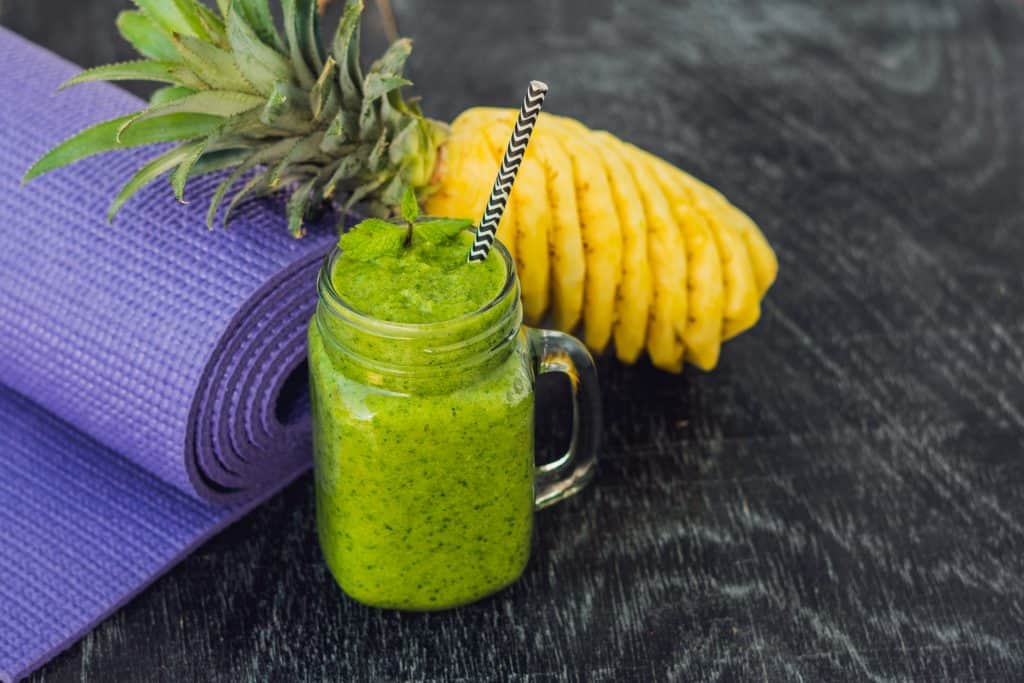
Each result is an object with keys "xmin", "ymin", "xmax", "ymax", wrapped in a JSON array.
[{"xmin": 308, "ymin": 223, "xmax": 535, "ymax": 610}]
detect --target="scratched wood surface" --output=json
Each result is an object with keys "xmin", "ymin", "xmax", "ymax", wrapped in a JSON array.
[{"xmin": 6, "ymin": 0, "xmax": 1024, "ymax": 680}]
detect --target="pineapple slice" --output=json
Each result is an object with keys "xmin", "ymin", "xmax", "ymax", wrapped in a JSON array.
[
  {"xmin": 598, "ymin": 132, "xmax": 686, "ymax": 373},
  {"xmin": 646, "ymin": 156, "xmax": 725, "ymax": 371},
  {"xmin": 532, "ymin": 131, "xmax": 586, "ymax": 334},
  {"xmin": 479, "ymin": 118, "xmax": 551, "ymax": 324},
  {"xmin": 586, "ymin": 129, "xmax": 651, "ymax": 365}
]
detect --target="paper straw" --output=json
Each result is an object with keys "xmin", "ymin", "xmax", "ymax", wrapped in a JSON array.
[{"xmin": 468, "ymin": 80, "xmax": 549, "ymax": 262}]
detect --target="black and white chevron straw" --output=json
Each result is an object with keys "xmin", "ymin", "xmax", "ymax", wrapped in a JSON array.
[{"xmin": 468, "ymin": 80, "xmax": 549, "ymax": 262}]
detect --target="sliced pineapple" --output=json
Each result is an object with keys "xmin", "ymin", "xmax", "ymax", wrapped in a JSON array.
[
  {"xmin": 632, "ymin": 147, "xmax": 760, "ymax": 341},
  {"xmin": 599, "ymin": 133, "xmax": 686, "ymax": 372},
  {"xmin": 669, "ymin": 168, "xmax": 778, "ymax": 296},
  {"xmin": 480, "ymin": 120, "xmax": 551, "ymax": 324},
  {"xmin": 546, "ymin": 117, "xmax": 621, "ymax": 351},
  {"xmin": 532, "ymin": 127, "xmax": 586, "ymax": 333},
  {"xmin": 587, "ymin": 129, "xmax": 650, "ymax": 364},
  {"xmin": 722, "ymin": 203, "xmax": 777, "ymax": 297},
  {"xmin": 645, "ymin": 156, "xmax": 724, "ymax": 370},
  {"xmin": 426, "ymin": 116, "xmax": 518, "ymax": 263},
  {"xmin": 698, "ymin": 200, "xmax": 760, "ymax": 341}
]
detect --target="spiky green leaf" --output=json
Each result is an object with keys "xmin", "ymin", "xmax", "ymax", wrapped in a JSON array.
[
  {"xmin": 24, "ymin": 113, "xmax": 222, "ymax": 182},
  {"xmin": 281, "ymin": 0, "xmax": 318, "ymax": 88},
  {"xmin": 286, "ymin": 176, "xmax": 320, "ymax": 237},
  {"xmin": 377, "ymin": 172, "xmax": 406, "ymax": 206},
  {"xmin": 168, "ymin": 0, "xmax": 216, "ymax": 42},
  {"xmin": 321, "ymin": 109, "xmax": 359, "ymax": 154},
  {"xmin": 233, "ymin": 0, "xmax": 286, "ymax": 52},
  {"xmin": 120, "ymin": 90, "xmax": 264, "ymax": 138},
  {"xmin": 311, "ymin": 56, "xmax": 340, "ymax": 123},
  {"xmin": 323, "ymin": 146, "xmax": 367, "ymax": 197},
  {"xmin": 367, "ymin": 128, "xmax": 389, "ymax": 172},
  {"xmin": 172, "ymin": 34, "xmax": 255, "ymax": 92},
  {"xmin": 150, "ymin": 85, "xmax": 196, "ymax": 105},
  {"xmin": 260, "ymin": 81, "xmax": 312, "ymax": 131},
  {"xmin": 116, "ymin": 10, "xmax": 179, "ymax": 61},
  {"xmin": 333, "ymin": 0, "xmax": 364, "ymax": 109},
  {"xmin": 344, "ymin": 174, "xmax": 386, "ymax": 209},
  {"xmin": 60, "ymin": 60, "xmax": 185, "ymax": 90},
  {"xmin": 358, "ymin": 98, "xmax": 380, "ymax": 143},
  {"xmin": 132, "ymin": 0, "xmax": 198, "ymax": 37},
  {"xmin": 206, "ymin": 137, "xmax": 300, "ymax": 227},
  {"xmin": 206, "ymin": 107, "xmax": 281, "ymax": 143},
  {"xmin": 224, "ymin": 175, "xmax": 270, "ymax": 224},
  {"xmin": 226, "ymin": 4, "xmax": 294, "ymax": 94},
  {"xmin": 363, "ymin": 74, "xmax": 411, "ymax": 104},
  {"xmin": 224, "ymin": 167, "xmax": 277, "ymax": 224},
  {"xmin": 193, "ymin": 2, "xmax": 229, "ymax": 47},
  {"xmin": 108, "ymin": 142, "xmax": 203, "ymax": 219},
  {"xmin": 268, "ymin": 133, "xmax": 325, "ymax": 188},
  {"xmin": 170, "ymin": 136, "xmax": 211, "ymax": 201},
  {"xmin": 368, "ymin": 38, "xmax": 411, "ymax": 80},
  {"xmin": 188, "ymin": 148, "xmax": 250, "ymax": 177},
  {"xmin": 171, "ymin": 108, "xmax": 274, "ymax": 202}
]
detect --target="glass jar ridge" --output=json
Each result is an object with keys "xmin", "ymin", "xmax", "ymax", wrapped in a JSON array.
[{"xmin": 314, "ymin": 239, "xmax": 522, "ymax": 391}]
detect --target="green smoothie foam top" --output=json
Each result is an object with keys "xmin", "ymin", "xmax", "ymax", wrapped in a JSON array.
[{"xmin": 331, "ymin": 216, "xmax": 506, "ymax": 324}]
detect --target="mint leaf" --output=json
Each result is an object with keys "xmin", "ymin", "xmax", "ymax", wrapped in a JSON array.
[
  {"xmin": 347, "ymin": 217, "xmax": 395, "ymax": 235},
  {"xmin": 400, "ymin": 187, "xmax": 419, "ymax": 224},
  {"xmin": 339, "ymin": 217, "xmax": 405, "ymax": 260},
  {"xmin": 415, "ymin": 218, "xmax": 474, "ymax": 244}
]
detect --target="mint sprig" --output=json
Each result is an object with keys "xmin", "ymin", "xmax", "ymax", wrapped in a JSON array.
[
  {"xmin": 401, "ymin": 186, "xmax": 419, "ymax": 247},
  {"xmin": 339, "ymin": 193, "xmax": 475, "ymax": 262},
  {"xmin": 415, "ymin": 218, "xmax": 474, "ymax": 243},
  {"xmin": 338, "ymin": 218, "xmax": 405, "ymax": 260}
]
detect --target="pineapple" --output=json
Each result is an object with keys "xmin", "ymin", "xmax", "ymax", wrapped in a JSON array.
[{"xmin": 26, "ymin": 0, "xmax": 777, "ymax": 372}]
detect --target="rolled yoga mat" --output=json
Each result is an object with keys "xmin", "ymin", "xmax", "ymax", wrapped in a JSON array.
[{"xmin": 0, "ymin": 28, "xmax": 340, "ymax": 681}]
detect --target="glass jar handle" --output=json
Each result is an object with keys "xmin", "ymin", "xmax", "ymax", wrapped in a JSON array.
[{"xmin": 528, "ymin": 328, "xmax": 601, "ymax": 509}]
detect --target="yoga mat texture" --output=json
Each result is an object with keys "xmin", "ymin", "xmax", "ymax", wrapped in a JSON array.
[{"xmin": 0, "ymin": 28, "xmax": 338, "ymax": 681}]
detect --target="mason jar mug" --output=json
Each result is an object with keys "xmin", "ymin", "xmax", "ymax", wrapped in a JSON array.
[{"xmin": 308, "ymin": 240, "xmax": 600, "ymax": 610}]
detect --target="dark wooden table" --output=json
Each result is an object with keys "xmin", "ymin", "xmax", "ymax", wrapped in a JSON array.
[{"xmin": 7, "ymin": 1, "xmax": 1024, "ymax": 680}]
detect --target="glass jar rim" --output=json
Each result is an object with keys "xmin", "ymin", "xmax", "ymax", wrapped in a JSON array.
[{"xmin": 316, "ymin": 230, "xmax": 518, "ymax": 338}]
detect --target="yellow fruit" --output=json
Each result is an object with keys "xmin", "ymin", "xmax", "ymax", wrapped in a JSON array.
[
  {"xmin": 597, "ymin": 132, "xmax": 686, "ymax": 372},
  {"xmin": 429, "ymin": 109, "xmax": 776, "ymax": 371},
  {"xmin": 425, "ymin": 116, "xmax": 518, "ymax": 263},
  {"xmin": 725, "ymin": 204, "xmax": 777, "ymax": 297},
  {"xmin": 644, "ymin": 154, "xmax": 724, "ymax": 370},
  {"xmin": 670, "ymin": 169, "xmax": 777, "ymax": 296},
  {"xmin": 675, "ymin": 205, "xmax": 724, "ymax": 369},
  {"xmin": 701, "ymin": 200, "xmax": 760, "ymax": 341},
  {"xmin": 494, "ymin": 130, "xmax": 551, "ymax": 324},
  {"xmin": 546, "ymin": 118, "xmax": 622, "ymax": 351},
  {"xmin": 531, "ymin": 128, "xmax": 586, "ymax": 332},
  {"xmin": 586, "ymin": 127, "xmax": 650, "ymax": 364},
  {"xmin": 448, "ymin": 108, "xmax": 589, "ymax": 332},
  {"xmin": 635, "ymin": 148, "xmax": 760, "ymax": 341},
  {"xmin": 471, "ymin": 110, "xmax": 622, "ymax": 352}
]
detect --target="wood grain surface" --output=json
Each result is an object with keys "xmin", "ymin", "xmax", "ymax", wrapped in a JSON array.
[{"xmin": 5, "ymin": 0, "xmax": 1024, "ymax": 680}]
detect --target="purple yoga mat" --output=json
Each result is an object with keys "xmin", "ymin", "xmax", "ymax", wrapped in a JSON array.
[{"xmin": 0, "ymin": 29, "xmax": 339, "ymax": 681}]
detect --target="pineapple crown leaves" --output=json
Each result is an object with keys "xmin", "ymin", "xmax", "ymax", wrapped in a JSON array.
[{"xmin": 24, "ymin": 0, "xmax": 450, "ymax": 238}]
